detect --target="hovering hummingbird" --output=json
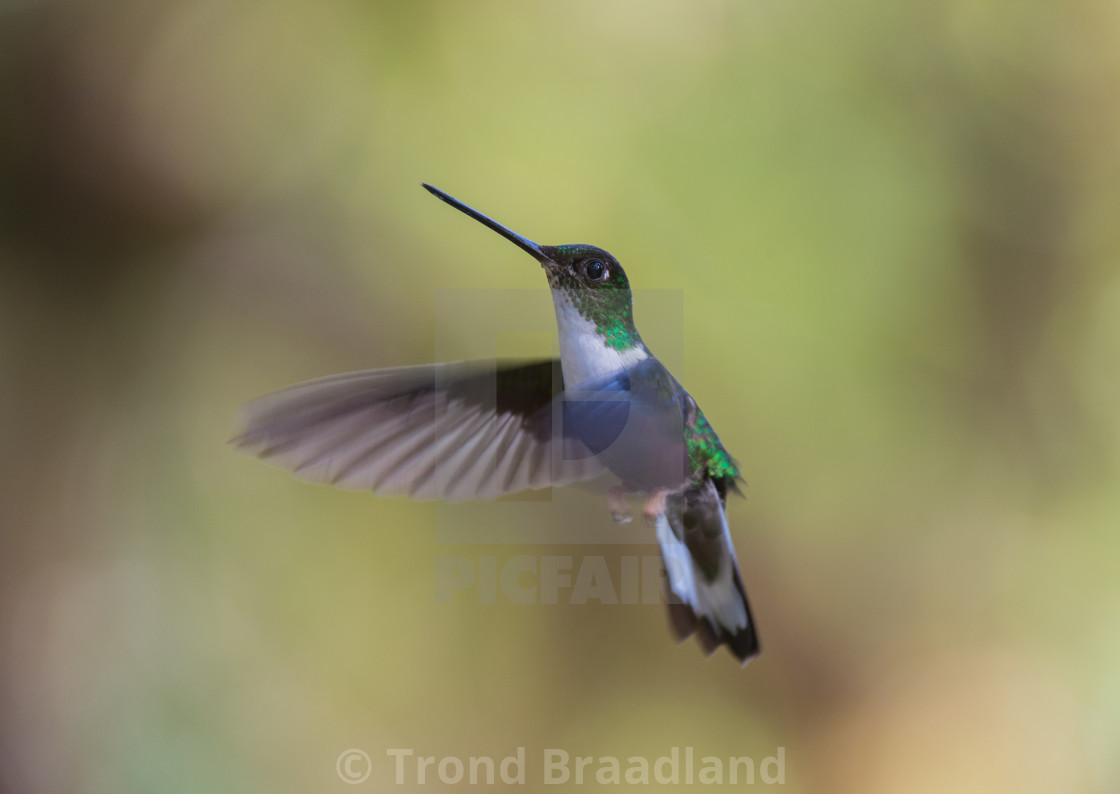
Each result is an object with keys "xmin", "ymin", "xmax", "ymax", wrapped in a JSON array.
[{"xmin": 234, "ymin": 184, "xmax": 759, "ymax": 665}]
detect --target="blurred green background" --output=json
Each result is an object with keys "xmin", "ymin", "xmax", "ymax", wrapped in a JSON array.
[{"xmin": 2, "ymin": 0, "xmax": 1119, "ymax": 792}]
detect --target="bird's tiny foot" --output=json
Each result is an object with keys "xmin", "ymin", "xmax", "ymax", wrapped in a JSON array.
[
  {"xmin": 607, "ymin": 485, "xmax": 632, "ymax": 525},
  {"xmin": 642, "ymin": 488, "xmax": 671, "ymax": 525}
]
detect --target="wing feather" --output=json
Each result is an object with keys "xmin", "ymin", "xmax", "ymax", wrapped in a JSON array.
[{"xmin": 233, "ymin": 360, "xmax": 607, "ymax": 501}]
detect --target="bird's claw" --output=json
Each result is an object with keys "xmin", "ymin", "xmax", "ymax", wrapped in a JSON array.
[
  {"xmin": 642, "ymin": 488, "xmax": 670, "ymax": 526},
  {"xmin": 607, "ymin": 486, "xmax": 633, "ymax": 525}
]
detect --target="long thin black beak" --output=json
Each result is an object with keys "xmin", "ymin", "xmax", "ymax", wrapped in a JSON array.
[{"xmin": 422, "ymin": 183, "xmax": 548, "ymax": 263}]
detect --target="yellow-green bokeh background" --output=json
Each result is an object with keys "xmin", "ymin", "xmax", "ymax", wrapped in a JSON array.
[{"xmin": 2, "ymin": 1, "xmax": 1119, "ymax": 792}]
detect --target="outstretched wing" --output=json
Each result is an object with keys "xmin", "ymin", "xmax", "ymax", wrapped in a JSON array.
[{"xmin": 232, "ymin": 359, "xmax": 607, "ymax": 502}]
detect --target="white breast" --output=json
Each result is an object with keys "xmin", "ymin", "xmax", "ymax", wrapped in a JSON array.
[{"xmin": 551, "ymin": 293, "xmax": 648, "ymax": 387}]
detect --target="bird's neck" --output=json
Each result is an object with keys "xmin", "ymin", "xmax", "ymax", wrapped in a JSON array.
[{"xmin": 551, "ymin": 290, "xmax": 648, "ymax": 386}]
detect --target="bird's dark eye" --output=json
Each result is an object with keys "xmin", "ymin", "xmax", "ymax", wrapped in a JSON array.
[{"xmin": 585, "ymin": 260, "xmax": 605, "ymax": 281}]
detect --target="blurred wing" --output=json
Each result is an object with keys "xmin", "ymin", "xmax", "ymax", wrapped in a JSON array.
[{"xmin": 232, "ymin": 359, "xmax": 607, "ymax": 502}]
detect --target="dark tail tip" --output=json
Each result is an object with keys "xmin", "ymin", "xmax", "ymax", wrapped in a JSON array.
[
  {"xmin": 667, "ymin": 600, "xmax": 760, "ymax": 666},
  {"xmin": 664, "ymin": 570, "xmax": 761, "ymax": 666}
]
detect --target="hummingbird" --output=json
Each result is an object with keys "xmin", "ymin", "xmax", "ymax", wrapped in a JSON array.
[{"xmin": 233, "ymin": 184, "xmax": 759, "ymax": 665}]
